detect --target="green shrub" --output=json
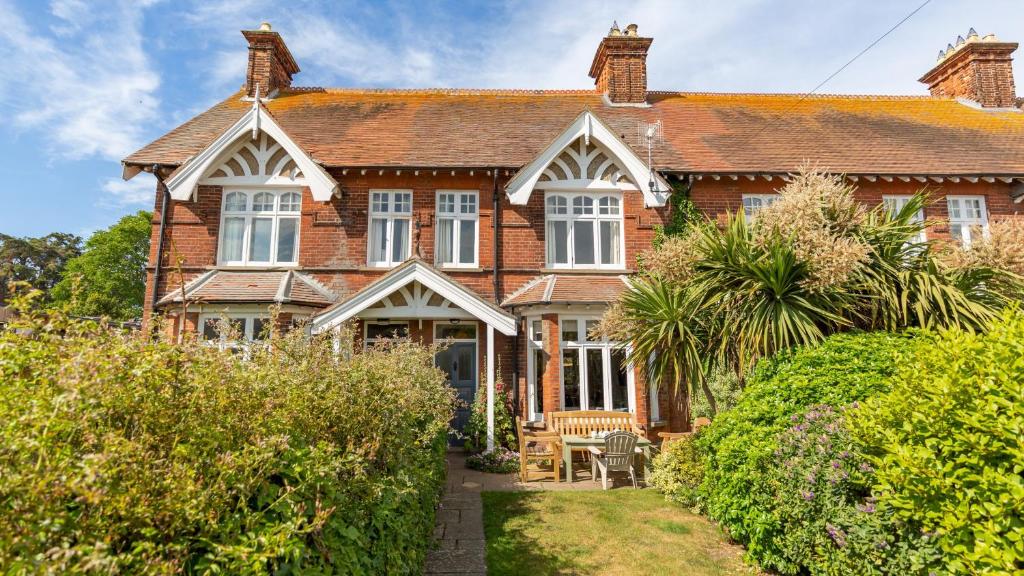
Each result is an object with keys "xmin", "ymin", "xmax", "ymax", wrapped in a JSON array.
[
  {"xmin": 649, "ymin": 434, "xmax": 704, "ymax": 508},
  {"xmin": 466, "ymin": 447, "xmax": 520, "ymax": 474},
  {"xmin": 852, "ymin": 310, "xmax": 1024, "ymax": 574},
  {"xmin": 463, "ymin": 375, "xmax": 516, "ymax": 454},
  {"xmin": 697, "ymin": 330, "xmax": 916, "ymax": 570},
  {"xmin": 0, "ymin": 299, "xmax": 455, "ymax": 574},
  {"xmin": 691, "ymin": 366, "xmax": 741, "ymax": 420}
]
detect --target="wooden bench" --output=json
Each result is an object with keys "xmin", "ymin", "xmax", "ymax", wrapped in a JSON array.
[{"xmin": 547, "ymin": 410, "xmax": 645, "ymax": 439}]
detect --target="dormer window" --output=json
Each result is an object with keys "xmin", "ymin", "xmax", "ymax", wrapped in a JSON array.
[
  {"xmin": 219, "ymin": 189, "xmax": 301, "ymax": 266},
  {"xmin": 545, "ymin": 193, "xmax": 623, "ymax": 269},
  {"xmin": 368, "ymin": 190, "xmax": 413, "ymax": 267}
]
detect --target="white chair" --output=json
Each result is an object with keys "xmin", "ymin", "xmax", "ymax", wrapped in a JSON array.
[{"xmin": 588, "ymin": 431, "xmax": 639, "ymax": 490}]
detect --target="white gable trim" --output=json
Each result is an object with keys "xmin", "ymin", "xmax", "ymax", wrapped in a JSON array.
[
  {"xmin": 505, "ymin": 111, "xmax": 670, "ymax": 207},
  {"xmin": 164, "ymin": 104, "xmax": 338, "ymax": 202},
  {"xmin": 310, "ymin": 260, "xmax": 517, "ymax": 336}
]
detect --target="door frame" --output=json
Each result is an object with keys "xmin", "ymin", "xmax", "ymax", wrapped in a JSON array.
[{"xmin": 435, "ymin": 322, "xmax": 479, "ymax": 443}]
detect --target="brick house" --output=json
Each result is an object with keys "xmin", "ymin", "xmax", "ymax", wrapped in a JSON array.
[{"xmin": 123, "ymin": 22, "xmax": 1024, "ymax": 447}]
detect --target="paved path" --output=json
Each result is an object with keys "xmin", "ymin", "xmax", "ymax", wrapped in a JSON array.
[{"xmin": 424, "ymin": 450, "xmax": 644, "ymax": 574}]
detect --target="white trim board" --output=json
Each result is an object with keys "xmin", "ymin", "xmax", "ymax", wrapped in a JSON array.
[
  {"xmin": 310, "ymin": 259, "xmax": 517, "ymax": 336},
  {"xmin": 505, "ymin": 110, "xmax": 670, "ymax": 208}
]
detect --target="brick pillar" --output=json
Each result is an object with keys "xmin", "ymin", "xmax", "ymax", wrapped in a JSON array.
[{"xmin": 541, "ymin": 313, "xmax": 562, "ymax": 422}]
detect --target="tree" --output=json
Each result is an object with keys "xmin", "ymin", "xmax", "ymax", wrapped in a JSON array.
[
  {"xmin": 51, "ymin": 211, "xmax": 152, "ymax": 320},
  {"xmin": 0, "ymin": 232, "xmax": 82, "ymax": 304}
]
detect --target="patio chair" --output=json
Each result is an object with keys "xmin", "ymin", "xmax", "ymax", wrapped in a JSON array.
[
  {"xmin": 515, "ymin": 417, "xmax": 561, "ymax": 483},
  {"xmin": 588, "ymin": 431, "xmax": 639, "ymax": 490}
]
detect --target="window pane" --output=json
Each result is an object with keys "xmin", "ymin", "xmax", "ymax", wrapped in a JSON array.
[
  {"xmin": 249, "ymin": 218, "xmax": 272, "ymax": 261},
  {"xmin": 251, "ymin": 318, "xmax": 269, "ymax": 341},
  {"xmin": 221, "ymin": 217, "xmax": 245, "ymax": 262},
  {"xmin": 366, "ymin": 323, "xmax": 409, "ymax": 340},
  {"xmin": 372, "ymin": 192, "xmax": 389, "ymax": 213},
  {"xmin": 456, "ymin": 344, "xmax": 473, "ymax": 380},
  {"xmin": 561, "ymin": 319, "xmax": 578, "ymax": 342},
  {"xmin": 202, "ymin": 319, "xmax": 220, "ymax": 340},
  {"xmin": 437, "ymin": 323, "xmax": 477, "ymax": 340},
  {"xmin": 599, "ymin": 196, "xmax": 620, "ymax": 215},
  {"xmin": 573, "ymin": 221, "xmax": 595, "ymax": 265},
  {"xmin": 276, "ymin": 217, "xmax": 298, "ymax": 263},
  {"xmin": 369, "ymin": 218, "xmax": 388, "ymax": 263},
  {"xmin": 573, "ymin": 196, "xmax": 594, "ymax": 215},
  {"xmin": 460, "ymin": 194, "xmax": 477, "ymax": 214},
  {"xmin": 947, "ymin": 198, "xmax": 962, "ymax": 219},
  {"xmin": 950, "ymin": 223, "xmax": 964, "ymax": 242},
  {"xmin": 439, "ymin": 193, "xmax": 455, "ymax": 213},
  {"xmin": 436, "ymin": 218, "xmax": 454, "ymax": 264},
  {"xmin": 252, "ymin": 192, "xmax": 275, "ymax": 211},
  {"xmin": 610, "ymin": 350, "xmax": 629, "ymax": 411},
  {"xmin": 531, "ymin": 320, "xmax": 543, "ymax": 342},
  {"xmin": 562, "ymin": 349, "xmax": 580, "ymax": 410},
  {"xmin": 533, "ymin": 348, "xmax": 545, "ymax": 417},
  {"xmin": 584, "ymin": 320, "xmax": 600, "ymax": 342},
  {"xmin": 547, "ymin": 221, "xmax": 568, "ymax": 264},
  {"xmin": 224, "ymin": 192, "xmax": 246, "ymax": 211},
  {"xmin": 280, "ymin": 192, "xmax": 301, "ymax": 212},
  {"xmin": 547, "ymin": 195, "xmax": 567, "ymax": 215},
  {"xmin": 393, "ymin": 192, "xmax": 411, "ymax": 213},
  {"xmin": 599, "ymin": 220, "xmax": 620, "ymax": 265},
  {"xmin": 458, "ymin": 219, "xmax": 475, "ymax": 264},
  {"xmin": 586, "ymin": 348, "xmax": 604, "ymax": 411},
  {"xmin": 391, "ymin": 218, "xmax": 409, "ymax": 263}
]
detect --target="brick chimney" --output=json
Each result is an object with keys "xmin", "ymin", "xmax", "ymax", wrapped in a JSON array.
[
  {"xmin": 242, "ymin": 22, "xmax": 300, "ymax": 98},
  {"xmin": 589, "ymin": 22, "xmax": 653, "ymax": 105},
  {"xmin": 919, "ymin": 29, "xmax": 1018, "ymax": 108}
]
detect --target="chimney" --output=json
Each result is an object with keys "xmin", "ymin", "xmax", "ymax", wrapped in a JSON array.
[
  {"xmin": 242, "ymin": 22, "xmax": 300, "ymax": 98},
  {"xmin": 588, "ymin": 22, "xmax": 653, "ymax": 105},
  {"xmin": 919, "ymin": 29, "xmax": 1018, "ymax": 108}
]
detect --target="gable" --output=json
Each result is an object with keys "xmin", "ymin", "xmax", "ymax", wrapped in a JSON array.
[
  {"xmin": 204, "ymin": 132, "xmax": 305, "ymax": 184},
  {"xmin": 504, "ymin": 110, "xmax": 669, "ymax": 207}
]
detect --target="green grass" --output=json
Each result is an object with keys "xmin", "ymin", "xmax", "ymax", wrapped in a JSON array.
[{"xmin": 482, "ymin": 490, "xmax": 755, "ymax": 576}]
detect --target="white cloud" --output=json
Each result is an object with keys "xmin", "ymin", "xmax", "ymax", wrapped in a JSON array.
[
  {"xmin": 0, "ymin": 0, "xmax": 160, "ymax": 161},
  {"xmin": 102, "ymin": 173, "xmax": 156, "ymax": 207}
]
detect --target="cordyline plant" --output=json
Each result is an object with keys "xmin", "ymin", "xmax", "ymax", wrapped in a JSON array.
[{"xmin": 600, "ymin": 167, "xmax": 1023, "ymax": 418}]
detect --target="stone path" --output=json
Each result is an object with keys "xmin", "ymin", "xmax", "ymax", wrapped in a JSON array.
[{"xmin": 424, "ymin": 450, "xmax": 644, "ymax": 574}]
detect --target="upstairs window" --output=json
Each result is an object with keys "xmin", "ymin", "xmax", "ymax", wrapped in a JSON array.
[
  {"xmin": 368, "ymin": 190, "xmax": 413, "ymax": 267},
  {"xmin": 947, "ymin": 196, "xmax": 988, "ymax": 247},
  {"xmin": 436, "ymin": 191, "xmax": 478, "ymax": 267},
  {"xmin": 741, "ymin": 194, "xmax": 780, "ymax": 221},
  {"xmin": 882, "ymin": 195, "xmax": 927, "ymax": 243},
  {"xmin": 219, "ymin": 190, "xmax": 301, "ymax": 266},
  {"xmin": 545, "ymin": 193, "xmax": 622, "ymax": 269}
]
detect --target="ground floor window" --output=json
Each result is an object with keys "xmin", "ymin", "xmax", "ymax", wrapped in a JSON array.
[
  {"xmin": 363, "ymin": 321, "xmax": 409, "ymax": 348},
  {"xmin": 199, "ymin": 313, "xmax": 269, "ymax": 351},
  {"xmin": 947, "ymin": 196, "xmax": 988, "ymax": 247},
  {"xmin": 559, "ymin": 317, "xmax": 632, "ymax": 413},
  {"xmin": 526, "ymin": 318, "xmax": 545, "ymax": 421}
]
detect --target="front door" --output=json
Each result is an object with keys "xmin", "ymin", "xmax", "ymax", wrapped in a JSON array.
[{"xmin": 436, "ymin": 342, "xmax": 477, "ymax": 445}]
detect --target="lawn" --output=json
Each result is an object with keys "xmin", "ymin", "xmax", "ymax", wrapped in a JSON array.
[{"xmin": 481, "ymin": 490, "xmax": 754, "ymax": 576}]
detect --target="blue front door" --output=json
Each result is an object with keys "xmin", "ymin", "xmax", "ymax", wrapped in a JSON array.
[{"xmin": 436, "ymin": 342, "xmax": 477, "ymax": 446}]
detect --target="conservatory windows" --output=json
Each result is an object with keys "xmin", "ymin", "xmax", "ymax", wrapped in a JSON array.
[
  {"xmin": 436, "ymin": 191, "xmax": 478, "ymax": 267},
  {"xmin": 946, "ymin": 196, "xmax": 988, "ymax": 247},
  {"xmin": 368, "ymin": 190, "xmax": 413, "ymax": 267},
  {"xmin": 219, "ymin": 189, "xmax": 301, "ymax": 266},
  {"xmin": 559, "ymin": 317, "xmax": 632, "ymax": 412},
  {"xmin": 545, "ymin": 193, "xmax": 623, "ymax": 269}
]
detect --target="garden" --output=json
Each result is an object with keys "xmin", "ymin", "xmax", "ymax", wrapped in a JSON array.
[{"xmin": 0, "ymin": 295, "xmax": 456, "ymax": 575}]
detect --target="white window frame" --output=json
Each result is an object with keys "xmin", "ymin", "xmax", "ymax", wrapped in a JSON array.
[
  {"xmin": 363, "ymin": 320, "xmax": 410, "ymax": 349},
  {"xmin": 218, "ymin": 188, "xmax": 302, "ymax": 266},
  {"xmin": 435, "ymin": 190, "xmax": 479, "ymax": 268},
  {"xmin": 558, "ymin": 316, "xmax": 635, "ymax": 413},
  {"xmin": 367, "ymin": 189, "xmax": 413, "ymax": 268},
  {"xmin": 199, "ymin": 313, "xmax": 270, "ymax": 351},
  {"xmin": 741, "ymin": 194, "xmax": 780, "ymax": 221},
  {"xmin": 544, "ymin": 192, "xmax": 625, "ymax": 270},
  {"xmin": 947, "ymin": 195, "xmax": 988, "ymax": 247},
  {"xmin": 434, "ymin": 320, "xmax": 478, "ymax": 342},
  {"xmin": 525, "ymin": 316, "xmax": 545, "ymax": 422},
  {"xmin": 882, "ymin": 195, "xmax": 927, "ymax": 243}
]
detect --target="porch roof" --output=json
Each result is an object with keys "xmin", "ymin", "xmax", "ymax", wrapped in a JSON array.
[
  {"xmin": 502, "ymin": 274, "xmax": 630, "ymax": 307},
  {"xmin": 156, "ymin": 270, "xmax": 337, "ymax": 307},
  {"xmin": 309, "ymin": 258, "xmax": 517, "ymax": 336}
]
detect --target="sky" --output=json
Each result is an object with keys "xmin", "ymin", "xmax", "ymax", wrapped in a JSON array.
[{"xmin": 0, "ymin": 0, "xmax": 1022, "ymax": 238}]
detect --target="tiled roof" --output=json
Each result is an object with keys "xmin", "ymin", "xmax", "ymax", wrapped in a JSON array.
[
  {"xmin": 502, "ymin": 274, "xmax": 629, "ymax": 307},
  {"xmin": 157, "ymin": 270, "xmax": 336, "ymax": 307},
  {"xmin": 125, "ymin": 88, "xmax": 1024, "ymax": 176}
]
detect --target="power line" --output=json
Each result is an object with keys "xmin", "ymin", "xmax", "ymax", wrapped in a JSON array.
[{"xmin": 745, "ymin": 0, "xmax": 933, "ymax": 144}]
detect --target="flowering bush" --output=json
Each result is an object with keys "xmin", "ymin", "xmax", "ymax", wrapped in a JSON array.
[
  {"xmin": 466, "ymin": 447, "xmax": 520, "ymax": 474},
  {"xmin": 649, "ymin": 434, "xmax": 703, "ymax": 509},
  {"xmin": 463, "ymin": 375, "xmax": 516, "ymax": 454},
  {"xmin": 0, "ymin": 296, "xmax": 455, "ymax": 574}
]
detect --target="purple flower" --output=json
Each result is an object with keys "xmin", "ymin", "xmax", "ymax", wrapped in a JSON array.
[
  {"xmin": 857, "ymin": 501, "xmax": 876, "ymax": 514},
  {"xmin": 839, "ymin": 450, "xmax": 850, "ymax": 459},
  {"xmin": 859, "ymin": 462, "xmax": 874, "ymax": 473},
  {"xmin": 831, "ymin": 460, "xmax": 841, "ymax": 469},
  {"xmin": 801, "ymin": 490, "xmax": 815, "ymax": 501}
]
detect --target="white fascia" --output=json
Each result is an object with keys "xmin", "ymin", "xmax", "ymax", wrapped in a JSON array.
[
  {"xmin": 505, "ymin": 110, "xmax": 670, "ymax": 207},
  {"xmin": 310, "ymin": 260, "xmax": 517, "ymax": 336},
  {"xmin": 162, "ymin": 104, "xmax": 338, "ymax": 202}
]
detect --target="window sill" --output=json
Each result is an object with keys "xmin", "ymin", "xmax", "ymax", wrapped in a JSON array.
[
  {"xmin": 540, "ymin": 267, "xmax": 629, "ymax": 274},
  {"xmin": 216, "ymin": 264, "xmax": 300, "ymax": 270},
  {"xmin": 437, "ymin": 265, "xmax": 483, "ymax": 272}
]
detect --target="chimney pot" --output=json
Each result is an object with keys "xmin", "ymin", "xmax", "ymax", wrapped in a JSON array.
[
  {"xmin": 259, "ymin": 21, "xmax": 272, "ymax": 31},
  {"xmin": 588, "ymin": 23, "xmax": 652, "ymax": 105},
  {"xmin": 920, "ymin": 30, "xmax": 1017, "ymax": 108}
]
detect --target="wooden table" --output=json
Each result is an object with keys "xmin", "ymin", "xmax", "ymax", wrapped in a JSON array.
[{"xmin": 561, "ymin": 435, "xmax": 654, "ymax": 483}]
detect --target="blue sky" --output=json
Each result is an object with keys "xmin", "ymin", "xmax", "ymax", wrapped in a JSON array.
[{"xmin": 1, "ymin": 0, "xmax": 1022, "ymax": 238}]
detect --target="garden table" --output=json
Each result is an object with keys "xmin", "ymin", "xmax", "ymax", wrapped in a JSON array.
[{"xmin": 560, "ymin": 435, "xmax": 653, "ymax": 483}]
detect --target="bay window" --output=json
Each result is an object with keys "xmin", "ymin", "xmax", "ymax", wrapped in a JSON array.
[
  {"xmin": 545, "ymin": 193, "xmax": 623, "ymax": 269},
  {"xmin": 947, "ymin": 196, "xmax": 988, "ymax": 247},
  {"xmin": 219, "ymin": 190, "xmax": 301, "ymax": 266},
  {"xmin": 436, "ymin": 191, "xmax": 478, "ymax": 267},
  {"xmin": 200, "ymin": 313, "xmax": 269, "ymax": 351},
  {"xmin": 368, "ymin": 190, "xmax": 412, "ymax": 267},
  {"xmin": 559, "ymin": 318, "xmax": 632, "ymax": 412}
]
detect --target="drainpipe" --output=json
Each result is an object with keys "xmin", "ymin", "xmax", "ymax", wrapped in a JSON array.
[
  {"xmin": 150, "ymin": 165, "xmax": 170, "ymax": 323},
  {"xmin": 512, "ymin": 312, "xmax": 520, "ymax": 417},
  {"xmin": 492, "ymin": 169, "xmax": 500, "ymax": 301}
]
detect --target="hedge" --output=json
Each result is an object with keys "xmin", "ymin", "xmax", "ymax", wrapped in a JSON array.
[{"xmin": 0, "ymin": 304, "xmax": 455, "ymax": 574}]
